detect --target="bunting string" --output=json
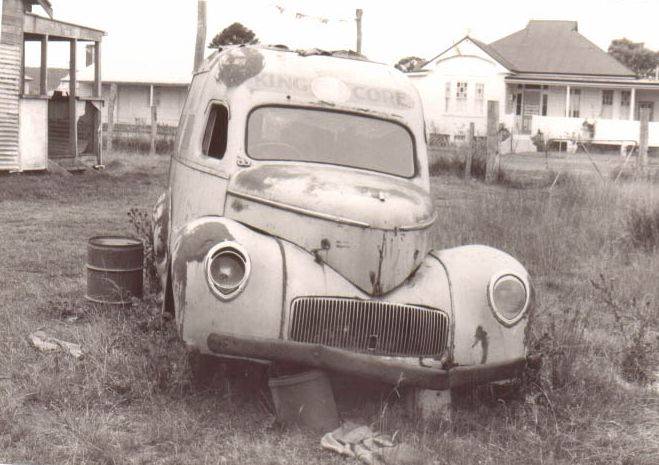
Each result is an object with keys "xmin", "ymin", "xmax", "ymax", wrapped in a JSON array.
[{"xmin": 270, "ymin": 3, "xmax": 351, "ymax": 24}]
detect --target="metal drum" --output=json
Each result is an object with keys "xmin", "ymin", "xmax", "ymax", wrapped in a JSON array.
[
  {"xmin": 86, "ymin": 236, "xmax": 143, "ymax": 304},
  {"xmin": 268, "ymin": 369, "xmax": 340, "ymax": 432}
]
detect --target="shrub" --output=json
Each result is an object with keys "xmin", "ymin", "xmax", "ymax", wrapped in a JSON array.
[
  {"xmin": 590, "ymin": 274, "xmax": 658, "ymax": 386},
  {"xmin": 128, "ymin": 208, "xmax": 161, "ymax": 295},
  {"xmin": 427, "ymin": 140, "xmax": 487, "ymax": 179},
  {"xmin": 626, "ymin": 204, "xmax": 659, "ymax": 251}
]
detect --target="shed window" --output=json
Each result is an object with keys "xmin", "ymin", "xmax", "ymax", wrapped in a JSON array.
[{"xmin": 202, "ymin": 104, "xmax": 229, "ymax": 159}]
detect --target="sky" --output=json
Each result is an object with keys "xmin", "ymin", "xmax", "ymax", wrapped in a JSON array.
[{"xmin": 23, "ymin": 0, "xmax": 659, "ymax": 76}]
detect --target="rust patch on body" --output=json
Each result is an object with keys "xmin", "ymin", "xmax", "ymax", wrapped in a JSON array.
[
  {"xmin": 217, "ymin": 47, "xmax": 265, "ymax": 87},
  {"xmin": 472, "ymin": 326, "xmax": 489, "ymax": 364},
  {"xmin": 231, "ymin": 199, "xmax": 247, "ymax": 212},
  {"xmin": 172, "ymin": 221, "xmax": 233, "ymax": 328}
]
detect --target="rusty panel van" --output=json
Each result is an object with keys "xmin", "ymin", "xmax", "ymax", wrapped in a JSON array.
[{"xmin": 153, "ymin": 46, "xmax": 534, "ymax": 391}]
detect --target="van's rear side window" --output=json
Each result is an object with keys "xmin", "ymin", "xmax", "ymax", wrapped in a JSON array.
[{"xmin": 202, "ymin": 104, "xmax": 229, "ymax": 159}]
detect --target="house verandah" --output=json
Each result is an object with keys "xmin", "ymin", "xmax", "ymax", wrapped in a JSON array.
[{"xmin": 503, "ymin": 77, "xmax": 659, "ymax": 150}]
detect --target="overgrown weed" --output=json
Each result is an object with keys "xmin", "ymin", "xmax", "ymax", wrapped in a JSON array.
[{"xmin": 128, "ymin": 207, "xmax": 161, "ymax": 295}]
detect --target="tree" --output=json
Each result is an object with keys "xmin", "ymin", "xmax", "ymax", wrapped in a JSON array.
[
  {"xmin": 608, "ymin": 38, "xmax": 658, "ymax": 77},
  {"xmin": 395, "ymin": 56, "xmax": 425, "ymax": 72},
  {"xmin": 209, "ymin": 22, "xmax": 258, "ymax": 48}
]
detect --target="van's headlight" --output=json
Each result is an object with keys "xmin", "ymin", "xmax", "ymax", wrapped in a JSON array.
[
  {"xmin": 487, "ymin": 272, "xmax": 530, "ymax": 326},
  {"xmin": 205, "ymin": 242, "xmax": 250, "ymax": 300}
]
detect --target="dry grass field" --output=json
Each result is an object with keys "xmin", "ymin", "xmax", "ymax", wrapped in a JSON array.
[{"xmin": 0, "ymin": 151, "xmax": 657, "ymax": 464}]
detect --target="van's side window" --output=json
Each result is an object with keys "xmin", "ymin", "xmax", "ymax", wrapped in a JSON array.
[{"xmin": 202, "ymin": 104, "xmax": 228, "ymax": 159}]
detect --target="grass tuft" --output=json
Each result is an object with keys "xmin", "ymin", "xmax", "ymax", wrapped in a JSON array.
[{"xmin": 626, "ymin": 203, "xmax": 659, "ymax": 252}]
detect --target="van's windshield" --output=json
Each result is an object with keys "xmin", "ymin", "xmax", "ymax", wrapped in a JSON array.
[{"xmin": 246, "ymin": 106, "xmax": 415, "ymax": 177}]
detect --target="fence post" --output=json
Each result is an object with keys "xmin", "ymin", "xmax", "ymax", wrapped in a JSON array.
[
  {"xmin": 485, "ymin": 100, "xmax": 499, "ymax": 184},
  {"xmin": 107, "ymin": 83, "xmax": 117, "ymax": 152},
  {"xmin": 639, "ymin": 107, "xmax": 649, "ymax": 170},
  {"xmin": 465, "ymin": 122, "xmax": 474, "ymax": 180},
  {"xmin": 150, "ymin": 105, "xmax": 158, "ymax": 155}
]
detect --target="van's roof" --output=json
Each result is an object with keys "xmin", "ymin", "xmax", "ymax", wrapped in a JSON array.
[{"xmin": 198, "ymin": 45, "xmax": 420, "ymax": 115}]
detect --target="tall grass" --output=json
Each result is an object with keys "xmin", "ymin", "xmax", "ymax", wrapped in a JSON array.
[
  {"xmin": 0, "ymin": 153, "xmax": 657, "ymax": 464},
  {"xmin": 418, "ymin": 174, "xmax": 659, "ymax": 464}
]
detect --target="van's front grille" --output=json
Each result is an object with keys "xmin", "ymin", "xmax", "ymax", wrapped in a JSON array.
[{"xmin": 289, "ymin": 297, "xmax": 449, "ymax": 358}]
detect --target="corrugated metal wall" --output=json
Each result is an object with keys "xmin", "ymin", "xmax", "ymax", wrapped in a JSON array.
[
  {"xmin": 0, "ymin": 0, "xmax": 22, "ymax": 171},
  {"xmin": 0, "ymin": 43, "xmax": 21, "ymax": 170}
]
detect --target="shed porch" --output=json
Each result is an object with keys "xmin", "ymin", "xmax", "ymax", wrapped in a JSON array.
[{"xmin": 20, "ymin": 11, "xmax": 105, "ymax": 170}]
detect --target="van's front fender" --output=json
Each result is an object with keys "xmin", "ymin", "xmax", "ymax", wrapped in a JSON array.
[
  {"xmin": 170, "ymin": 217, "xmax": 284, "ymax": 351},
  {"xmin": 433, "ymin": 245, "xmax": 532, "ymax": 366}
]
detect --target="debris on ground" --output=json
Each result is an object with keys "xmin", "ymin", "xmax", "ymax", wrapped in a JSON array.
[
  {"xmin": 28, "ymin": 331, "xmax": 84, "ymax": 359},
  {"xmin": 321, "ymin": 421, "xmax": 425, "ymax": 465}
]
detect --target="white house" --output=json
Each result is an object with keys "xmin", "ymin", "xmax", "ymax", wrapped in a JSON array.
[{"xmin": 409, "ymin": 20, "xmax": 659, "ymax": 151}]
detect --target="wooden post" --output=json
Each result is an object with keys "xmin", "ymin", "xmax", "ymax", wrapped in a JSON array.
[
  {"xmin": 485, "ymin": 101, "xmax": 499, "ymax": 184},
  {"xmin": 355, "ymin": 9, "xmax": 363, "ymax": 54},
  {"xmin": 150, "ymin": 104, "xmax": 157, "ymax": 155},
  {"xmin": 465, "ymin": 122, "xmax": 474, "ymax": 180},
  {"xmin": 69, "ymin": 38, "xmax": 78, "ymax": 159},
  {"xmin": 107, "ymin": 83, "xmax": 117, "ymax": 152},
  {"xmin": 93, "ymin": 41, "xmax": 101, "ymax": 98},
  {"xmin": 639, "ymin": 107, "xmax": 649, "ymax": 169},
  {"xmin": 630, "ymin": 88, "xmax": 636, "ymax": 120},
  {"xmin": 193, "ymin": 0, "xmax": 207, "ymax": 72},
  {"xmin": 40, "ymin": 35, "xmax": 48, "ymax": 96},
  {"xmin": 565, "ymin": 85, "xmax": 570, "ymax": 117}
]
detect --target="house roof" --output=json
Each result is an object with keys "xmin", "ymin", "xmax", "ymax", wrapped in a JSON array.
[
  {"xmin": 415, "ymin": 36, "xmax": 516, "ymax": 72},
  {"xmin": 24, "ymin": 67, "xmax": 69, "ymax": 93},
  {"xmin": 489, "ymin": 20, "xmax": 636, "ymax": 77},
  {"xmin": 24, "ymin": 0, "xmax": 53, "ymax": 18},
  {"xmin": 63, "ymin": 63, "xmax": 192, "ymax": 86}
]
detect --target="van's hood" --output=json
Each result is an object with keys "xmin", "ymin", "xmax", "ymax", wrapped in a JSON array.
[{"xmin": 225, "ymin": 163, "xmax": 435, "ymax": 295}]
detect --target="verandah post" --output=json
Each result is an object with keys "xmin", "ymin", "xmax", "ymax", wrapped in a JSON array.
[
  {"xmin": 107, "ymin": 83, "xmax": 117, "ymax": 152},
  {"xmin": 69, "ymin": 38, "xmax": 78, "ymax": 160}
]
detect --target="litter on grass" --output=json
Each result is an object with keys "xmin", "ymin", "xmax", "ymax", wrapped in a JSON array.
[
  {"xmin": 321, "ymin": 421, "xmax": 425, "ymax": 465},
  {"xmin": 28, "ymin": 331, "xmax": 84, "ymax": 359}
]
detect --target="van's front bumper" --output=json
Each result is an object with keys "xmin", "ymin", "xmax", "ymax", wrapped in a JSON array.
[{"xmin": 207, "ymin": 333, "xmax": 540, "ymax": 390}]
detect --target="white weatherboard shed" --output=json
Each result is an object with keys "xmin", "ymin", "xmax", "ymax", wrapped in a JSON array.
[
  {"xmin": 409, "ymin": 21, "xmax": 659, "ymax": 151},
  {"xmin": 0, "ymin": 0, "xmax": 105, "ymax": 171},
  {"xmin": 61, "ymin": 64, "xmax": 190, "ymax": 126}
]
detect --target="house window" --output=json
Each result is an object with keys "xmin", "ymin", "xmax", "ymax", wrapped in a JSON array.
[
  {"xmin": 456, "ymin": 82, "xmax": 467, "ymax": 100},
  {"xmin": 569, "ymin": 88, "xmax": 581, "ymax": 118},
  {"xmin": 621, "ymin": 91, "xmax": 631, "ymax": 107},
  {"xmin": 515, "ymin": 92, "xmax": 523, "ymax": 116},
  {"xmin": 475, "ymin": 83, "xmax": 484, "ymax": 114},
  {"xmin": 444, "ymin": 82, "xmax": 451, "ymax": 112},
  {"xmin": 542, "ymin": 94, "xmax": 548, "ymax": 116},
  {"xmin": 456, "ymin": 82, "xmax": 467, "ymax": 113},
  {"xmin": 601, "ymin": 90, "xmax": 613, "ymax": 118},
  {"xmin": 202, "ymin": 104, "xmax": 229, "ymax": 159}
]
